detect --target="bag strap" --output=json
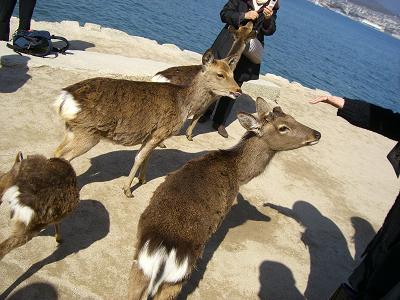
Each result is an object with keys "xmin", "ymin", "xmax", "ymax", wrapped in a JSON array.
[{"xmin": 50, "ymin": 35, "xmax": 69, "ymax": 53}]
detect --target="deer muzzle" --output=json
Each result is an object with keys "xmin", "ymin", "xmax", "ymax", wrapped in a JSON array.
[
  {"xmin": 306, "ymin": 130, "xmax": 321, "ymax": 145},
  {"xmin": 229, "ymin": 88, "xmax": 242, "ymax": 99}
]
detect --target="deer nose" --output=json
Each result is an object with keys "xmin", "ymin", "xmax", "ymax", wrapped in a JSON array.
[{"xmin": 314, "ymin": 130, "xmax": 321, "ymax": 140}]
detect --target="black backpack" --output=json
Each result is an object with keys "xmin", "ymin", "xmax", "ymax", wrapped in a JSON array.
[{"xmin": 6, "ymin": 30, "xmax": 69, "ymax": 57}]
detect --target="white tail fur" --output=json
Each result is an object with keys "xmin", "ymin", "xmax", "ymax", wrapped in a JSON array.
[
  {"xmin": 54, "ymin": 91, "xmax": 81, "ymax": 120},
  {"xmin": 2, "ymin": 185, "xmax": 35, "ymax": 226},
  {"xmin": 138, "ymin": 241, "xmax": 189, "ymax": 298}
]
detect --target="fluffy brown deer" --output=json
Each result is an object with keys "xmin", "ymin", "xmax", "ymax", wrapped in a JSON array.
[
  {"xmin": 128, "ymin": 97, "xmax": 321, "ymax": 300},
  {"xmin": 53, "ymin": 49, "xmax": 241, "ymax": 197},
  {"xmin": 0, "ymin": 152, "xmax": 79, "ymax": 260},
  {"xmin": 152, "ymin": 22, "xmax": 255, "ymax": 141}
]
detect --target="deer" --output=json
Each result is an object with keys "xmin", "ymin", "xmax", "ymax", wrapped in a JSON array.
[
  {"xmin": 0, "ymin": 152, "xmax": 79, "ymax": 260},
  {"xmin": 127, "ymin": 97, "xmax": 321, "ymax": 300},
  {"xmin": 152, "ymin": 21, "xmax": 256, "ymax": 141},
  {"xmin": 53, "ymin": 49, "xmax": 242, "ymax": 198}
]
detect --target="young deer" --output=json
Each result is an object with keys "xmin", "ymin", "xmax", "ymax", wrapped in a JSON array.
[
  {"xmin": 128, "ymin": 97, "xmax": 321, "ymax": 300},
  {"xmin": 0, "ymin": 153, "xmax": 79, "ymax": 260},
  {"xmin": 53, "ymin": 50, "xmax": 241, "ymax": 198},
  {"xmin": 152, "ymin": 22, "xmax": 256, "ymax": 141}
]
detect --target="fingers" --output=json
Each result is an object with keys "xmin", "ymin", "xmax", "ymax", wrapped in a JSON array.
[
  {"xmin": 309, "ymin": 96, "xmax": 328, "ymax": 104},
  {"xmin": 263, "ymin": 7, "xmax": 273, "ymax": 18},
  {"xmin": 245, "ymin": 10, "xmax": 259, "ymax": 20}
]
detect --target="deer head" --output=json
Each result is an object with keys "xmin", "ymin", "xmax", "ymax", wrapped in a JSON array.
[
  {"xmin": 199, "ymin": 49, "xmax": 242, "ymax": 99},
  {"xmin": 238, "ymin": 97, "xmax": 321, "ymax": 151}
]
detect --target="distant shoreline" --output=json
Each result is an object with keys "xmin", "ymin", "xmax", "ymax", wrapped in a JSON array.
[{"xmin": 308, "ymin": 0, "xmax": 400, "ymax": 40}]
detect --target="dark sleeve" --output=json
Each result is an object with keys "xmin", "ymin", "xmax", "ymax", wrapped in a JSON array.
[
  {"xmin": 337, "ymin": 98, "xmax": 400, "ymax": 140},
  {"xmin": 261, "ymin": 13, "xmax": 277, "ymax": 36},
  {"xmin": 220, "ymin": 0, "xmax": 246, "ymax": 28}
]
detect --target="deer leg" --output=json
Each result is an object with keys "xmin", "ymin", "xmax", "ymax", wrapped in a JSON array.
[
  {"xmin": 138, "ymin": 156, "xmax": 150, "ymax": 185},
  {"xmin": 123, "ymin": 138, "xmax": 160, "ymax": 198},
  {"xmin": 0, "ymin": 222, "xmax": 39, "ymax": 261},
  {"xmin": 186, "ymin": 114, "xmax": 200, "ymax": 141},
  {"xmin": 54, "ymin": 223, "xmax": 62, "ymax": 243},
  {"xmin": 153, "ymin": 282, "xmax": 184, "ymax": 300},
  {"xmin": 128, "ymin": 260, "xmax": 150, "ymax": 300},
  {"xmin": 54, "ymin": 130, "xmax": 74, "ymax": 158},
  {"xmin": 55, "ymin": 130, "xmax": 100, "ymax": 161}
]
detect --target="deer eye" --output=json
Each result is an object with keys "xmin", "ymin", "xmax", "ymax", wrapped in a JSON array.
[
  {"xmin": 217, "ymin": 73, "xmax": 225, "ymax": 79},
  {"xmin": 278, "ymin": 125, "xmax": 290, "ymax": 133}
]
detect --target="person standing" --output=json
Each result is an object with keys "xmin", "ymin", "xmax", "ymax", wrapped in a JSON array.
[
  {"xmin": 0, "ymin": 0, "xmax": 37, "ymax": 41},
  {"xmin": 310, "ymin": 95, "xmax": 400, "ymax": 300},
  {"xmin": 201, "ymin": 0, "xmax": 279, "ymax": 138}
]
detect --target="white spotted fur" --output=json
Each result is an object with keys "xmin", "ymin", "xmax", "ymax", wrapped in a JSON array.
[
  {"xmin": 54, "ymin": 91, "xmax": 81, "ymax": 120},
  {"xmin": 151, "ymin": 74, "xmax": 170, "ymax": 83},
  {"xmin": 2, "ymin": 185, "xmax": 35, "ymax": 226},
  {"xmin": 138, "ymin": 241, "xmax": 189, "ymax": 297}
]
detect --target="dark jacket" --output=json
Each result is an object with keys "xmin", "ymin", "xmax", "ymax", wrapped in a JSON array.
[
  {"xmin": 338, "ymin": 98, "xmax": 400, "ymax": 177},
  {"xmin": 211, "ymin": 0, "xmax": 278, "ymax": 83},
  {"xmin": 337, "ymin": 98, "xmax": 400, "ymax": 299}
]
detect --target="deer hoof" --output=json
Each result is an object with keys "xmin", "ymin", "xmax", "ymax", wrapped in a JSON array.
[
  {"xmin": 123, "ymin": 187, "xmax": 134, "ymax": 198},
  {"xmin": 186, "ymin": 135, "xmax": 193, "ymax": 141},
  {"xmin": 139, "ymin": 178, "xmax": 147, "ymax": 185},
  {"xmin": 55, "ymin": 235, "xmax": 63, "ymax": 244},
  {"xmin": 158, "ymin": 142, "xmax": 166, "ymax": 148}
]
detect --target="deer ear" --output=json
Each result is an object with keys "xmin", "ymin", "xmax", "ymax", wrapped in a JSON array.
[
  {"xmin": 15, "ymin": 151, "xmax": 23, "ymax": 163},
  {"xmin": 256, "ymin": 97, "xmax": 273, "ymax": 119},
  {"xmin": 237, "ymin": 112, "xmax": 262, "ymax": 136},
  {"xmin": 202, "ymin": 49, "xmax": 215, "ymax": 66},
  {"xmin": 225, "ymin": 55, "xmax": 240, "ymax": 70}
]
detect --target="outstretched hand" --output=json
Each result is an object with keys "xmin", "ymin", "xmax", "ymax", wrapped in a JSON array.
[{"xmin": 309, "ymin": 95, "xmax": 345, "ymax": 109}]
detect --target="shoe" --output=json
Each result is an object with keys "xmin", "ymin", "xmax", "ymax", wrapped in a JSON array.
[{"xmin": 213, "ymin": 123, "xmax": 228, "ymax": 138}]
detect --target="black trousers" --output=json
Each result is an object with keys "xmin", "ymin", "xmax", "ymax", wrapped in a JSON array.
[
  {"xmin": 348, "ymin": 192, "xmax": 400, "ymax": 299},
  {"xmin": 0, "ymin": 0, "xmax": 37, "ymax": 41},
  {"xmin": 205, "ymin": 81, "xmax": 243, "ymax": 126}
]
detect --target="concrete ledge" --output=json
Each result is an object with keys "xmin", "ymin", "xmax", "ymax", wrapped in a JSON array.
[{"xmin": 0, "ymin": 41, "xmax": 173, "ymax": 77}]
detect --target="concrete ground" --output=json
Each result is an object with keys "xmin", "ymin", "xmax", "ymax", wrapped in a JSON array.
[{"xmin": 0, "ymin": 19, "xmax": 399, "ymax": 300}]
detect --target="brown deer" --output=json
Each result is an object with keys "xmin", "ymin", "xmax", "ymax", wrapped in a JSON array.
[
  {"xmin": 152, "ymin": 22, "xmax": 256, "ymax": 141},
  {"xmin": 128, "ymin": 97, "xmax": 321, "ymax": 300},
  {"xmin": 53, "ymin": 49, "xmax": 241, "ymax": 197},
  {"xmin": 0, "ymin": 152, "xmax": 79, "ymax": 260}
]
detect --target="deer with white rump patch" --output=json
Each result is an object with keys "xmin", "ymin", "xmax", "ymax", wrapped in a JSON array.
[
  {"xmin": 53, "ymin": 49, "xmax": 241, "ymax": 197},
  {"xmin": 128, "ymin": 97, "xmax": 321, "ymax": 300},
  {"xmin": 0, "ymin": 153, "xmax": 79, "ymax": 260},
  {"xmin": 152, "ymin": 21, "xmax": 256, "ymax": 141}
]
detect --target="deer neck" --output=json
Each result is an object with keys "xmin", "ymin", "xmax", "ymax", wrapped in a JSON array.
[
  {"xmin": 178, "ymin": 72, "xmax": 216, "ymax": 117},
  {"xmin": 226, "ymin": 39, "xmax": 246, "ymax": 69},
  {"xmin": 229, "ymin": 132, "xmax": 276, "ymax": 185}
]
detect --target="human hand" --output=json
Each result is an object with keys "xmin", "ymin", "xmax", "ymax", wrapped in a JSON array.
[
  {"xmin": 263, "ymin": 7, "xmax": 273, "ymax": 19},
  {"xmin": 309, "ymin": 95, "xmax": 345, "ymax": 109},
  {"xmin": 245, "ymin": 10, "xmax": 259, "ymax": 21}
]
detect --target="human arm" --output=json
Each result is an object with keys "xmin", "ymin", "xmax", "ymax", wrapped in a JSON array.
[
  {"xmin": 220, "ymin": 0, "xmax": 258, "ymax": 28},
  {"xmin": 261, "ymin": 7, "xmax": 278, "ymax": 36},
  {"xmin": 310, "ymin": 95, "xmax": 400, "ymax": 140}
]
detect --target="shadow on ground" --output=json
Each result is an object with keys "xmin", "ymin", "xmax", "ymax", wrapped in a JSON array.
[
  {"xmin": 0, "ymin": 55, "xmax": 30, "ymax": 93},
  {"xmin": 264, "ymin": 200, "xmax": 375, "ymax": 300},
  {"xmin": 7, "ymin": 282, "xmax": 58, "ymax": 300},
  {"xmin": 78, "ymin": 148, "xmax": 207, "ymax": 190},
  {"xmin": 53, "ymin": 40, "xmax": 95, "ymax": 51},
  {"xmin": 178, "ymin": 193, "xmax": 270, "ymax": 299},
  {"xmin": 0, "ymin": 199, "xmax": 109, "ymax": 298},
  {"xmin": 258, "ymin": 261, "xmax": 303, "ymax": 300}
]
